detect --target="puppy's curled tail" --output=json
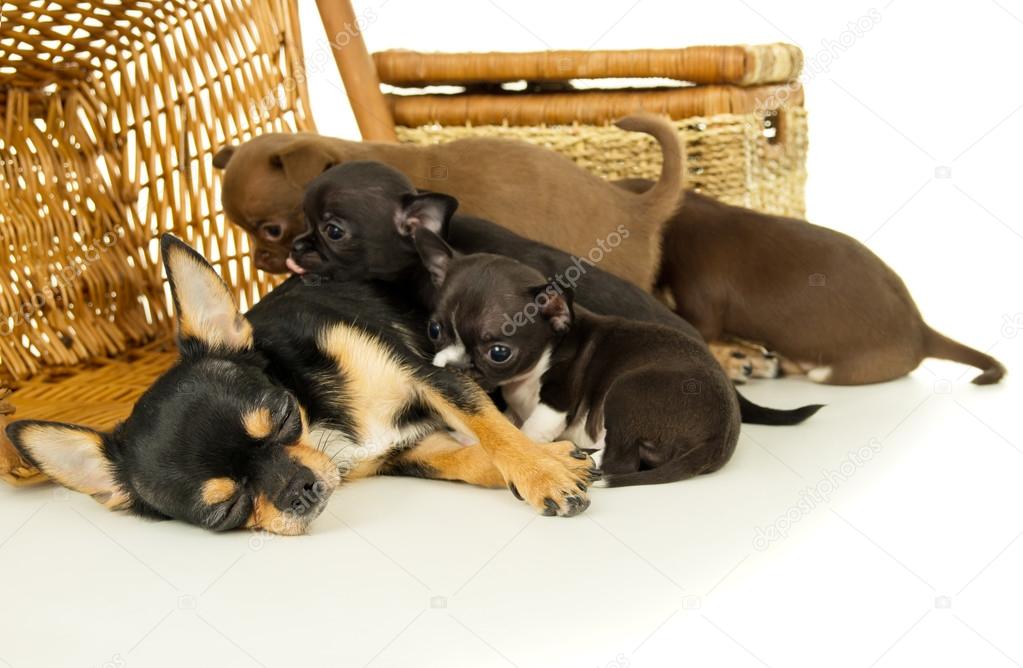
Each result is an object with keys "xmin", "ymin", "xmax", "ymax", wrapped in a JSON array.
[
  {"xmin": 614, "ymin": 113, "xmax": 685, "ymax": 223},
  {"xmin": 924, "ymin": 326, "xmax": 1006, "ymax": 385},
  {"xmin": 595, "ymin": 438, "xmax": 724, "ymax": 488},
  {"xmin": 736, "ymin": 391, "xmax": 823, "ymax": 426}
]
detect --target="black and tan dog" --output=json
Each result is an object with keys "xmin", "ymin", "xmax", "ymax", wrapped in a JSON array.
[
  {"xmin": 3, "ymin": 236, "xmax": 596, "ymax": 533},
  {"xmin": 415, "ymin": 228, "xmax": 740, "ymax": 486},
  {"xmin": 286, "ymin": 161, "xmax": 822, "ymax": 428}
]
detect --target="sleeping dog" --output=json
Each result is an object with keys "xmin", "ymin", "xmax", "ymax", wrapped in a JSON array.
[
  {"xmin": 212, "ymin": 114, "xmax": 681, "ymax": 291},
  {"xmin": 414, "ymin": 228, "xmax": 740, "ymax": 486},
  {"xmin": 4, "ymin": 237, "xmax": 596, "ymax": 533},
  {"xmin": 286, "ymin": 161, "xmax": 822, "ymax": 429}
]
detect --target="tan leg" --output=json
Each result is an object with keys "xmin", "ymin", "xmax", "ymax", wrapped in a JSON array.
[
  {"xmin": 419, "ymin": 385, "xmax": 595, "ymax": 517},
  {"xmin": 385, "ymin": 432, "xmax": 506, "ymax": 488}
]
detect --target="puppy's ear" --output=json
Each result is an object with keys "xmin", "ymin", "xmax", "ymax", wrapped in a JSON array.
[
  {"xmin": 531, "ymin": 283, "xmax": 574, "ymax": 333},
  {"xmin": 271, "ymin": 139, "xmax": 337, "ymax": 189},
  {"xmin": 397, "ymin": 192, "xmax": 458, "ymax": 237},
  {"xmin": 212, "ymin": 145, "xmax": 236, "ymax": 169},
  {"xmin": 5, "ymin": 421, "xmax": 130, "ymax": 510},
  {"xmin": 413, "ymin": 228, "xmax": 455, "ymax": 287},
  {"xmin": 161, "ymin": 235, "xmax": 253, "ymax": 353}
]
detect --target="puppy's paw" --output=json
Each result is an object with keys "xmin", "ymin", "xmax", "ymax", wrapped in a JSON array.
[
  {"xmin": 710, "ymin": 341, "xmax": 782, "ymax": 381},
  {"xmin": 500, "ymin": 440, "xmax": 595, "ymax": 517}
]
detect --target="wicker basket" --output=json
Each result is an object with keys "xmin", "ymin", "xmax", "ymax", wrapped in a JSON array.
[
  {"xmin": 0, "ymin": 0, "xmax": 312, "ymax": 482},
  {"xmin": 375, "ymin": 44, "xmax": 808, "ymax": 217}
]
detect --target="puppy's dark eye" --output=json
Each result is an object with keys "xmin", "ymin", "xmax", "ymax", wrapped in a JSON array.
[
  {"xmin": 427, "ymin": 320, "xmax": 442, "ymax": 341},
  {"xmin": 487, "ymin": 344, "xmax": 513, "ymax": 364},
  {"xmin": 260, "ymin": 222, "xmax": 283, "ymax": 241},
  {"xmin": 325, "ymin": 222, "xmax": 346, "ymax": 241}
]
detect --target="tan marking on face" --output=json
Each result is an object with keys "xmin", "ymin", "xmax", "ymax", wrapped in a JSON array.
[
  {"xmin": 243, "ymin": 407, "xmax": 273, "ymax": 440},
  {"xmin": 286, "ymin": 443, "xmax": 341, "ymax": 491},
  {"xmin": 245, "ymin": 493, "xmax": 304, "ymax": 536},
  {"xmin": 201, "ymin": 477, "xmax": 237, "ymax": 505}
]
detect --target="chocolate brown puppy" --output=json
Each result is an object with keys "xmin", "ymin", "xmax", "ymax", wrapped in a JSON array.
[
  {"xmin": 212, "ymin": 114, "xmax": 682, "ymax": 290},
  {"xmin": 617, "ymin": 180, "xmax": 1006, "ymax": 385}
]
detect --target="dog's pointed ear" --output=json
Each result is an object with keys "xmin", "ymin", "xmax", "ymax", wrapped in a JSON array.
[
  {"xmin": 413, "ymin": 228, "xmax": 455, "ymax": 287},
  {"xmin": 270, "ymin": 139, "xmax": 337, "ymax": 189},
  {"xmin": 531, "ymin": 282, "xmax": 574, "ymax": 333},
  {"xmin": 212, "ymin": 145, "xmax": 236, "ymax": 169},
  {"xmin": 5, "ymin": 421, "xmax": 130, "ymax": 510},
  {"xmin": 161, "ymin": 235, "xmax": 253, "ymax": 353},
  {"xmin": 396, "ymin": 192, "xmax": 458, "ymax": 238}
]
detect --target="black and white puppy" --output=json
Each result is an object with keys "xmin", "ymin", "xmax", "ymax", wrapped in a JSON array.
[
  {"xmin": 289, "ymin": 161, "xmax": 822, "ymax": 428},
  {"xmin": 414, "ymin": 229, "xmax": 741, "ymax": 487}
]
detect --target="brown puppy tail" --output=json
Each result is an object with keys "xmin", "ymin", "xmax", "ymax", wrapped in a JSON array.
[
  {"xmin": 924, "ymin": 326, "xmax": 1006, "ymax": 384},
  {"xmin": 614, "ymin": 113, "xmax": 685, "ymax": 223}
]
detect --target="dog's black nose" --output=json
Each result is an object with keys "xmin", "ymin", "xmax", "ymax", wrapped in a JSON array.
[
  {"xmin": 277, "ymin": 468, "xmax": 323, "ymax": 515},
  {"xmin": 291, "ymin": 233, "xmax": 313, "ymax": 256}
]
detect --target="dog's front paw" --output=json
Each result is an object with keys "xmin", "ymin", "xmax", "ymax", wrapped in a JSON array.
[
  {"xmin": 710, "ymin": 341, "xmax": 782, "ymax": 382},
  {"xmin": 500, "ymin": 440, "xmax": 596, "ymax": 517}
]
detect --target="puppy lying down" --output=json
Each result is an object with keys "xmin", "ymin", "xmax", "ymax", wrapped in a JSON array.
[
  {"xmin": 615, "ymin": 180, "xmax": 1007, "ymax": 385},
  {"xmin": 414, "ymin": 229, "xmax": 739, "ymax": 487},
  {"xmin": 213, "ymin": 113, "xmax": 682, "ymax": 292}
]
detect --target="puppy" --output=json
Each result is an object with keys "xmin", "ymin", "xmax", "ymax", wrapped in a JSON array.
[
  {"xmin": 414, "ymin": 229, "xmax": 740, "ymax": 486},
  {"xmin": 213, "ymin": 114, "xmax": 681, "ymax": 291},
  {"xmin": 3, "ymin": 237, "xmax": 596, "ymax": 532},
  {"xmin": 287, "ymin": 160, "xmax": 822, "ymax": 427},
  {"xmin": 616, "ymin": 180, "xmax": 1007, "ymax": 385}
]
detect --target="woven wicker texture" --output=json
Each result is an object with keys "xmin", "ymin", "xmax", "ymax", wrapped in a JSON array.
[
  {"xmin": 386, "ymin": 83, "xmax": 802, "ymax": 127},
  {"xmin": 397, "ymin": 107, "xmax": 808, "ymax": 219},
  {"xmin": 374, "ymin": 43, "xmax": 803, "ymax": 87},
  {"xmin": 0, "ymin": 0, "xmax": 311, "ymax": 390},
  {"xmin": 0, "ymin": 0, "xmax": 312, "ymax": 467}
]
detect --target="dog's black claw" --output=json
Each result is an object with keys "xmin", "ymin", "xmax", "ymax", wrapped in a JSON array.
[
  {"xmin": 576, "ymin": 482, "xmax": 587, "ymax": 492},
  {"xmin": 579, "ymin": 448, "xmax": 599, "ymax": 455},
  {"xmin": 543, "ymin": 498, "xmax": 559, "ymax": 516},
  {"xmin": 509, "ymin": 483, "xmax": 523, "ymax": 501},
  {"xmin": 562, "ymin": 495, "xmax": 590, "ymax": 517},
  {"xmin": 588, "ymin": 467, "xmax": 603, "ymax": 479},
  {"xmin": 570, "ymin": 449, "xmax": 588, "ymax": 460}
]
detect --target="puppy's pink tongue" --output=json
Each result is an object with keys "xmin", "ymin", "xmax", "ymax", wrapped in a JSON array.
[{"xmin": 285, "ymin": 257, "xmax": 306, "ymax": 275}]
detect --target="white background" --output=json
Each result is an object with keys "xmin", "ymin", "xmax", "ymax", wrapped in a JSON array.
[{"xmin": 3, "ymin": 2, "xmax": 1022, "ymax": 667}]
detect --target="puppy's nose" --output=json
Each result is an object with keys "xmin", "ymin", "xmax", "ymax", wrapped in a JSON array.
[
  {"xmin": 291, "ymin": 232, "xmax": 314, "ymax": 256},
  {"xmin": 276, "ymin": 469, "xmax": 326, "ymax": 515}
]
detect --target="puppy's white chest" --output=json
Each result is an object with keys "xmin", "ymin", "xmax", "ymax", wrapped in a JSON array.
[{"xmin": 502, "ymin": 348, "xmax": 551, "ymax": 421}]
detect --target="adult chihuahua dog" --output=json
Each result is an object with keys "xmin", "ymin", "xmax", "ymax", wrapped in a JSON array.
[
  {"xmin": 287, "ymin": 161, "xmax": 822, "ymax": 428},
  {"xmin": 213, "ymin": 114, "xmax": 681, "ymax": 292},
  {"xmin": 414, "ymin": 228, "xmax": 740, "ymax": 486},
  {"xmin": 4, "ymin": 237, "xmax": 596, "ymax": 533}
]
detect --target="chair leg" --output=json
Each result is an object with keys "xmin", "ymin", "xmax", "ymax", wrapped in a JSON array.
[{"xmin": 315, "ymin": 0, "xmax": 398, "ymax": 142}]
